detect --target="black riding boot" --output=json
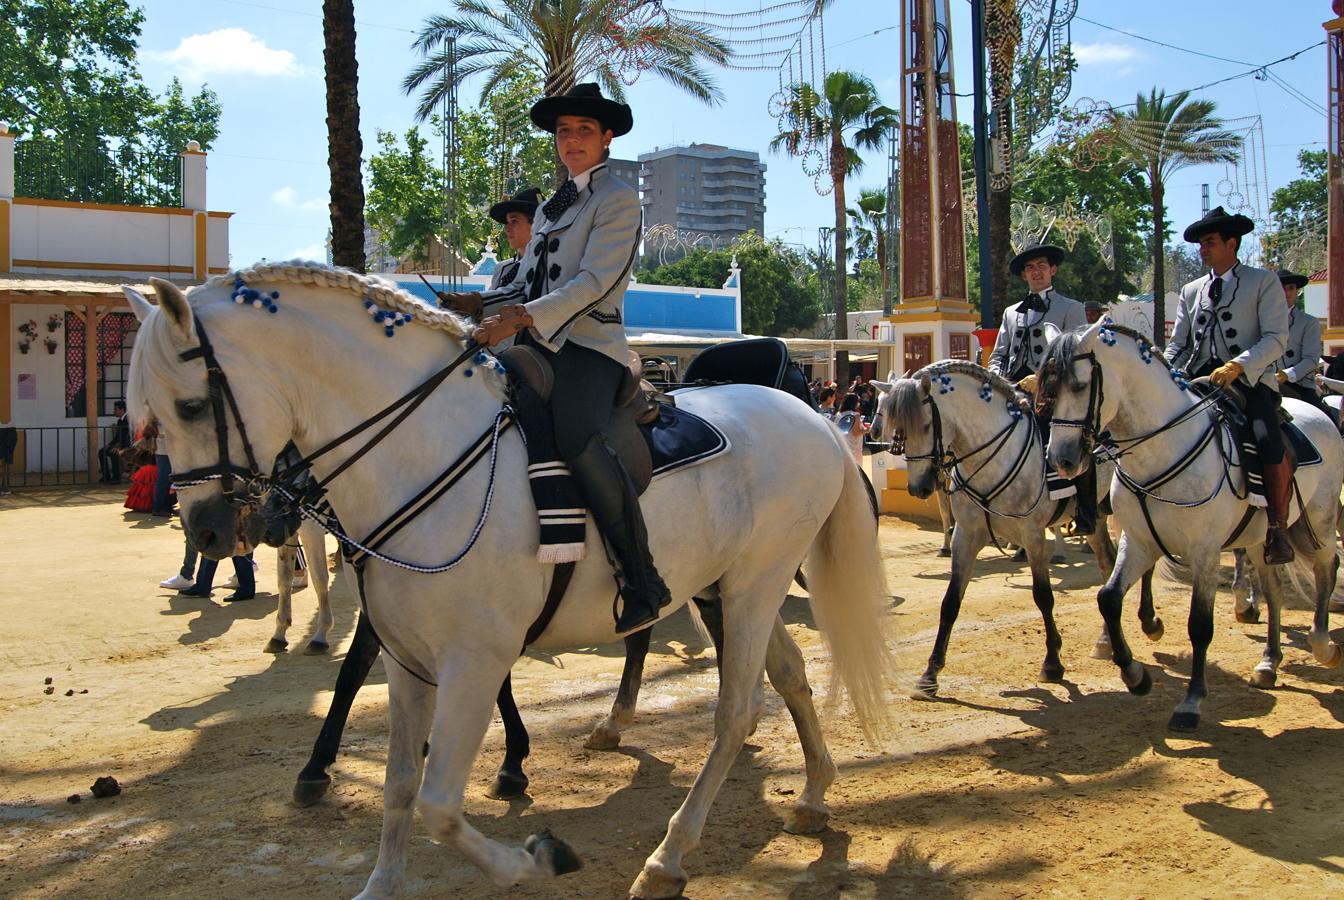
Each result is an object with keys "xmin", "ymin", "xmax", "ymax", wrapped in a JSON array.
[
  {"xmin": 1072, "ymin": 462, "xmax": 1098, "ymax": 536},
  {"xmin": 570, "ymin": 434, "xmax": 673, "ymax": 632}
]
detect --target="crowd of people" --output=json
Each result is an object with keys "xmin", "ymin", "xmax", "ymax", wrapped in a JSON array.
[{"xmin": 808, "ymin": 376, "xmax": 878, "ymax": 463}]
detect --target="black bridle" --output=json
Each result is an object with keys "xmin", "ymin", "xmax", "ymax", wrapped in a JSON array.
[
  {"xmin": 1045, "ymin": 351, "xmax": 1105, "ymax": 460},
  {"xmin": 170, "ymin": 317, "xmax": 481, "ymax": 510}
]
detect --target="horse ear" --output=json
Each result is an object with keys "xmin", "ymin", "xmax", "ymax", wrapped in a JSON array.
[
  {"xmin": 869, "ymin": 379, "xmax": 893, "ymax": 393},
  {"xmin": 1077, "ymin": 319, "xmax": 1105, "ymax": 353},
  {"xmin": 121, "ymin": 286, "xmax": 157, "ymax": 322},
  {"xmin": 149, "ymin": 277, "xmax": 193, "ymax": 341},
  {"xmin": 918, "ymin": 373, "xmax": 932, "ymax": 396}
]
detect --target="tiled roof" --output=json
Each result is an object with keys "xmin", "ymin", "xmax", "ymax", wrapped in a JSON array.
[
  {"xmin": 0, "ymin": 273, "xmax": 197, "ymax": 298},
  {"xmin": 1310, "ymin": 268, "xmax": 1328, "ymax": 283}
]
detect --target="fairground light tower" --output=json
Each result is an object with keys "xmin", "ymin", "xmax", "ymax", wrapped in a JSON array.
[
  {"xmin": 890, "ymin": 0, "xmax": 979, "ymax": 374},
  {"xmin": 1326, "ymin": 1, "xmax": 1344, "ymax": 351}
]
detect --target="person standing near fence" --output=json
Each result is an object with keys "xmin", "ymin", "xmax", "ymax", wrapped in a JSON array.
[{"xmin": 98, "ymin": 400, "xmax": 130, "ymax": 483}]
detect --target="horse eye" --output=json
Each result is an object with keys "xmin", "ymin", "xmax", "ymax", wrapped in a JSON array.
[
  {"xmin": 176, "ymin": 398, "xmax": 209, "ymax": 420},
  {"xmin": 1070, "ymin": 381, "xmax": 1088, "ymax": 394}
]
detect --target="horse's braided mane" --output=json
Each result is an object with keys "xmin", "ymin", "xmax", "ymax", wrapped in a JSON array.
[
  {"xmin": 202, "ymin": 260, "xmax": 472, "ymax": 339},
  {"xmin": 1039, "ymin": 321, "xmax": 1171, "ymax": 395},
  {"xmin": 916, "ymin": 359, "xmax": 1020, "ymax": 401}
]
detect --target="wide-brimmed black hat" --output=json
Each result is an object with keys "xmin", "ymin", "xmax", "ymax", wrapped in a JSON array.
[
  {"xmin": 1183, "ymin": 205, "xmax": 1254, "ymax": 243},
  {"xmin": 1009, "ymin": 243, "xmax": 1065, "ymax": 277},
  {"xmin": 488, "ymin": 187, "xmax": 543, "ymax": 224},
  {"xmin": 1277, "ymin": 270, "xmax": 1309, "ymax": 290},
  {"xmin": 530, "ymin": 83, "xmax": 633, "ymax": 137}
]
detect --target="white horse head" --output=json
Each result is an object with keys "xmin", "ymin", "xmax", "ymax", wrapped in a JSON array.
[{"xmin": 1038, "ymin": 319, "xmax": 1114, "ymax": 479}]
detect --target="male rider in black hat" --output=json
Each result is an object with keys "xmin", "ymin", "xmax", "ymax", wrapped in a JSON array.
[
  {"xmin": 1165, "ymin": 207, "xmax": 1292, "ymax": 563},
  {"xmin": 989, "ymin": 243, "xmax": 1096, "ymax": 535}
]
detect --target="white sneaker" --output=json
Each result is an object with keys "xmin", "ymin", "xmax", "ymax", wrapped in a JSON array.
[
  {"xmin": 160, "ymin": 574, "xmax": 194, "ymax": 590},
  {"xmin": 223, "ymin": 574, "xmax": 240, "ymax": 590}
]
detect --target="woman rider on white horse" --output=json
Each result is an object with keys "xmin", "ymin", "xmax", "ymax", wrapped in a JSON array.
[{"xmin": 448, "ymin": 84, "xmax": 670, "ymax": 633}]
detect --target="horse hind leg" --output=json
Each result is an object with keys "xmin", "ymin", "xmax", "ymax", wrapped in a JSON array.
[
  {"xmin": 266, "ymin": 541, "xmax": 297, "ymax": 654},
  {"xmin": 1304, "ymin": 538, "xmax": 1343, "ymax": 668},
  {"xmin": 1026, "ymin": 536, "xmax": 1065, "ymax": 682},
  {"xmin": 1248, "ymin": 557, "xmax": 1286, "ymax": 689},
  {"xmin": 764, "ymin": 614, "xmax": 836, "ymax": 835},
  {"xmin": 586, "ymin": 625, "xmax": 653, "ymax": 750},
  {"xmin": 630, "ymin": 580, "xmax": 782, "ymax": 900},
  {"xmin": 1137, "ymin": 567, "xmax": 1164, "ymax": 642},
  {"xmin": 1232, "ymin": 547, "xmax": 1261, "ymax": 624},
  {"xmin": 936, "ymin": 486, "xmax": 954, "ymax": 557},
  {"xmin": 302, "ymin": 524, "xmax": 334, "ymax": 654},
  {"xmin": 487, "ymin": 674, "xmax": 531, "ymax": 800}
]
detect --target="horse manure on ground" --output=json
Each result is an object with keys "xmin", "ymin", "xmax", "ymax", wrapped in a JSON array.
[{"xmin": 91, "ymin": 776, "xmax": 121, "ymax": 798}]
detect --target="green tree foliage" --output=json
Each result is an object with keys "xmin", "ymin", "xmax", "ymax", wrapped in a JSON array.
[
  {"xmin": 1270, "ymin": 149, "xmax": 1327, "ymax": 234},
  {"xmin": 365, "ymin": 85, "xmax": 553, "ymax": 266},
  {"xmin": 637, "ymin": 234, "xmax": 822, "ymax": 336},
  {"xmin": 1, "ymin": 0, "xmax": 221, "ymax": 203}
]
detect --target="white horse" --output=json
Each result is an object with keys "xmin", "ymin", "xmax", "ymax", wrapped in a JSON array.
[
  {"xmin": 872, "ymin": 361, "xmax": 1128, "ymax": 699},
  {"xmin": 1043, "ymin": 321, "xmax": 1344, "ymax": 731},
  {"xmin": 123, "ymin": 263, "xmax": 894, "ymax": 899}
]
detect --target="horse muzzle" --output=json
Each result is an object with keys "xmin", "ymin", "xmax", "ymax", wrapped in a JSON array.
[
  {"xmin": 906, "ymin": 467, "xmax": 936, "ymax": 500},
  {"xmin": 183, "ymin": 496, "xmax": 262, "ymax": 559},
  {"xmin": 1048, "ymin": 437, "xmax": 1090, "ymax": 480}
]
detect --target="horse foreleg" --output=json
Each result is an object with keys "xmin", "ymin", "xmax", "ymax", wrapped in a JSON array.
[
  {"xmin": 584, "ymin": 625, "xmax": 652, "ymax": 750},
  {"xmin": 1026, "ymin": 537, "xmax": 1065, "ymax": 683},
  {"xmin": 356, "ymin": 664, "xmax": 434, "ymax": 900},
  {"xmin": 913, "ymin": 523, "xmax": 982, "ymax": 699},
  {"xmin": 266, "ymin": 541, "xmax": 296, "ymax": 654},
  {"xmin": 1232, "ymin": 547, "xmax": 1261, "ymax": 624},
  {"xmin": 302, "ymin": 525, "xmax": 333, "ymax": 654},
  {"xmin": 764, "ymin": 614, "xmax": 836, "ymax": 836},
  {"xmin": 631, "ymin": 587, "xmax": 779, "ymax": 900},
  {"xmin": 1170, "ymin": 559, "xmax": 1219, "ymax": 731},
  {"xmin": 417, "ymin": 657, "xmax": 580, "ymax": 888},
  {"xmin": 936, "ymin": 486, "xmax": 954, "ymax": 557},
  {"xmin": 486, "ymin": 674, "xmax": 530, "ymax": 800},
  {"xmin": 293, "ymin": 611, "xmax": 381, "ymax": 806},
  {"xmin": 1099, "ymin": 536, "xmax": 1158, "ymax": 697}
]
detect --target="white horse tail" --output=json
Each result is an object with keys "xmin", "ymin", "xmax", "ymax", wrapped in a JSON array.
[{"xmin": 805, "ymin": 452, "xmax": 896, "ymax": 744}]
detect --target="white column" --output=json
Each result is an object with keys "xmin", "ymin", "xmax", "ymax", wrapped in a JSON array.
[
  {"xmin": 181, "ymin": 140, "xmax": 206, "ymax": 210},
  {"xmin": 0, "ymin": 122, "xmax": 13, "ymax": 199}
]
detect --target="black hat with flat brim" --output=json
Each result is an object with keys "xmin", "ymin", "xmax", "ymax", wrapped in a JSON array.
[
  {"xmin": 530, "ymin": 82, "xmax": 633, "ymax": 137},
  {"xmin": 1009, "ymin": 243, "xmax": 1065, "ymax": 277},
  {"xmin": 1183, "ymin": 205, "xmax": 1254, "ymax": 243},
  {"xmin": 1277, "ymin": 270, "xmax": 1309, "ymax": 290},
  {"xmin": 488, "ymin": 187, "xmax": 543, "ymax": 224}
]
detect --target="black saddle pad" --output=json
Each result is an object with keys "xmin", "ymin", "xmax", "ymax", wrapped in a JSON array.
[{"xmin": 641, "ymin": 404, "xmax": 729, "ymax": 478}]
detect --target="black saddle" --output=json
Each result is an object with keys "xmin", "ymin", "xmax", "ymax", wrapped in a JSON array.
[
  {"xmin": 1188, "ymin": 378, "xmax": 1322, "ymax": 476},
  {"xmin": 683, "ymin": 337, "xmax": 818, "ymax": 411}
]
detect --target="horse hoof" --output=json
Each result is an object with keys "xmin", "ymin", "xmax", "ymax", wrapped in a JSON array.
[
  {"xmin": 303, "ymin": 640, "xmax": 330, "ymax": 655},
  {"xmin": 1234, "ymin": 606, "xmax": 1260, "ymax": 625},
  {"xmin": 1124, "ymin": 666, "xmax": 1152, "ymax": 696},
  {"xmin": 1039, "ymin": 662, "xmax": 1065, "ymax": 683},
  {"xmin": 1090, "ymin": 640, "xmax": 1112, "ymax": 661},
  {"xmin": 937, "ymin": 547, "xmax": 951, "ymax": 557},
  {"xmin": 910, "ymin": 677, "xmax": 939, "ymax": 701},
  {"xmin": 1249, "ymin": 667, "xmax": 1278, "ymax": 689},
  {"xmin": 1142, "ymin": 618, "xmax": 1165, "ymax": 642},
  {"xmin": 485, "ymin": 770, "xmax": 529, "ymax": 801},
  {"xmin": 629, "ymin": 866, "xmax": 688, "ymax": 899},
  {"xmin": 1012, "ymin": 547, "xmax": 1027, "ymax": 562},
  {"xmin": 583, "ymin": 725, "xmax": 622, "ymax": 751},
  {"xmin": 264, "ymin": 637, "xmax": 288, "ymax": 654},
  {"xmin": 1316, "ymin": 642, "xmax": 1343, "ymax": 669},
  {"xmin": 293, "ymin": 774, "xmax": 331, "ymax": 807},
  {"xmin": 1168, "ymin": 710, "xmax": 1200, "ymax": 732},
  {"xmin": 783, "ymin": 805, "xmax": 830, "ymax": 835},
  {"xmin": 524, "ymin": 828, "xmax": 581, "ymax": 877}
]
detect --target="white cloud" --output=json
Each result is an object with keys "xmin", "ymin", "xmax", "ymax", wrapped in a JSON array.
[
  {"xmin": 287, "ymin": 242, "xmax": 329, "ymax": 263},
  {"xmin": 147, "ymin": 28, "xmax": 305, "ymax": 79},
  {"xmin": 1072, "ymin": 42, "xmax": 1141, "ymax": 66},
  {"xmin": 271, "ymin": 186, "xmax": 326, "ymax": 212}
]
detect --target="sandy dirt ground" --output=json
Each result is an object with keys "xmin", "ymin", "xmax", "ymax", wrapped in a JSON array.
[{"xmin": 3, "ymin": 487, "xmax": 1344, "ymax": 899}]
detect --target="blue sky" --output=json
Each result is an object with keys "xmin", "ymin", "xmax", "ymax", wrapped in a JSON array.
[{"xmin": 131, "ymin": 1, "xmax": 1335, "ymax": 275}]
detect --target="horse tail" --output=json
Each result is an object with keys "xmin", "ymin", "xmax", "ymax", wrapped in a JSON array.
[{"xmin": 805, "ymin": 450, "xmax": 896, "ymax": 745}]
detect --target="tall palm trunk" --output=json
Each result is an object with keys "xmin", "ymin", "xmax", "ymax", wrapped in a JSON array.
[
  {"xmin": 323, "ymin": 0, "xmax": 365, "ymax": 273},
  {"xmin": 1150, "ymin": 167, "xmax": 1166, "ymax": 348},
  {"xmin": 989, "ymin": 183, "xmax": 1012, "ymax": 320},
  {"xmin": 876, "ymin": 229, "xmax": 889, "ymax": 316},
  {"xmin": 831, "ymin": 129, "xmax": 850, "ymax": 386}
]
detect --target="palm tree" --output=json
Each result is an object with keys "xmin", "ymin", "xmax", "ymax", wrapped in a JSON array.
[
  {"xmin": 846, "ymin": 187, "xmax": 894, "ymax": 315},
  {"xmin": 403, "ymin": 0, "xmax": 730, "ymax": 185},
  {"xmin": 323, "ymin": 0, "xmax": 365, "ymax": 272},
  {"xmin": 1110, "ymin": 89, "xmax": 1242, "ymax": 347},
  {"xmin": 772, "ymin": 71, "xmax": 896, "ymax": 384}
]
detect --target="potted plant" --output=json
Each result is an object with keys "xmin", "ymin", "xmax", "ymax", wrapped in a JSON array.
[
  {"xmin": 17, "ymin": 319, "xmax": 37, "ymax": 353},
  {"xmin": 46, "ymin": 313, "xmax": 63, "ymax": 333},
  {"xmin": 44, "ymin": 337, "xmax": 58, "ymax": 354}
]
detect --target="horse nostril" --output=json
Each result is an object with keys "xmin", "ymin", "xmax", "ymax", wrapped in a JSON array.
[{"xmin": 196, "ymin": 528, "xmax": 217, "ymax": 549}]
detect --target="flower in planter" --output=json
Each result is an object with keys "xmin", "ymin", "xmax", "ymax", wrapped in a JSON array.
[
  {"xmin": 46, "ymin": 314, "xmax": 63, "ymax": 333},
  {"xmin": 44, "ymin": 337, "xmax": 59, "ymax": 354},
  {"xmin": 17, "ymin": 319, "xmax": 38, "ymax": 340},
  {"xmin": 18, "ymin": 339, "xmax": 31, "ymax": 354}
]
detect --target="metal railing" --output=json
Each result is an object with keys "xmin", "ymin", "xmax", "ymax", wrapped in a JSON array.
[
  {"xmin": 14, "ymin": 138, "xmax": 184, "ymax": 207},
  {"xmin": 0, "ymin": 425, "xmax": 125, "ymax": 490}
]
